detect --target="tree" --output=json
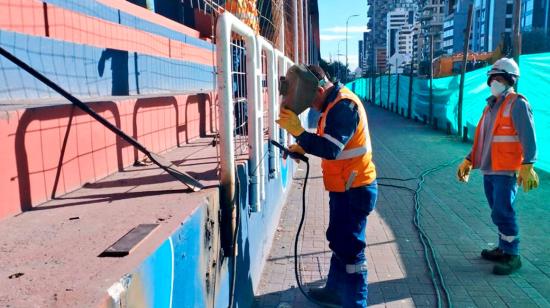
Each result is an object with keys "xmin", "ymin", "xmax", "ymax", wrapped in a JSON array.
[{"xmin": 319, "ymin": 58, "xmax": 350, "ymax": 83}]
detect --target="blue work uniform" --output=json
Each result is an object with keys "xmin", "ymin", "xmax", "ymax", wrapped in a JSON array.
[
  {"xmin": 466, "ymin": 90, "xmax": 537, "ymax": 255},
  {"xmin": 296, "ymin": 83, "xmax": 378, "ymax": 307}
]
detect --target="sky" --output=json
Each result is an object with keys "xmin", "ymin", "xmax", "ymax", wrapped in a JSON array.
[{"xmin": 318, "ymin": 1, "xmax": 370, "ymax": 71}]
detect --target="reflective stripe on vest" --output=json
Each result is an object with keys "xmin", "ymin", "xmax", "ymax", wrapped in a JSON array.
[
  {"xmin": 493, "ymin": 135, "xmax": 520, "ymax": 142},
  {"xmin": 336, "ymin": 144, "xmax": 371, "ymax": 160},
  {"xmin": 317, "ymin": 87, "xmax": 376, "ymax": 192}
]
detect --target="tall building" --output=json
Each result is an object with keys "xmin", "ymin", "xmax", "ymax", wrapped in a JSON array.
[
  {"xmin": 418, "ymin": 0, "xmax": 446, "ymax": 62},
  {"xmin": 442, "ymin": 0, "xmax": 474, "ymax": 55},
  {"xmin": 387, "ymin": 8, "xmax": 415, "ymax": 60},
  {"xmin": 361, "ymin": 31, "xmax": 369, "ymax": 73},
  {"xmin": 359, "ymin": 40, "xmax": 365, "ymax": 75},
  {"xmin": 471, "ymin": 0, "xmax": 514, "ymax": 52},
  {"xmin": 397, "ymin": 23, "xmax": 417, "ymax": 57},
  {"xmin": 366, "ymin": 0, "xmax": 418, "ymax": 72},
  {"xmin": 520, "ymin": 0, "xmax": 550, "ymax": 32}
]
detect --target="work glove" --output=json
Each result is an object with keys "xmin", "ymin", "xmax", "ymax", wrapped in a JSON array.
[
  {"xmin": 287, "ymin": 143, "xmax": 306, "ymax": 163},
  {"xmin": 457, "ymin": 159, "xmax": 472, "ymax": 182},
  {"xmin": 517, "ymin": 164, "xmax": 539, "ymax": 193},
  {"xmin": 276, "ymin": 108, "xmax": 305, "ymax": 137}
]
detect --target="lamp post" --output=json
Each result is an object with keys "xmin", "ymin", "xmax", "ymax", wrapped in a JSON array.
[
  {"xmin": 346, "ymin": 14, "xmax": 360, "ymax": 82},
  {"xmin": 337, "ymin": 40, "xmax": 345, "ymax": 81}
]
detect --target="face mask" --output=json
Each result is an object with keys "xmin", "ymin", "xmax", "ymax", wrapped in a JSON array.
[{"xmin": 490, "ymin": 80, "xmax": 507, "ymax": 97}]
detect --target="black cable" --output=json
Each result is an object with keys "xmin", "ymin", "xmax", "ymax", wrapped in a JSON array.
[
  {"xmin": 228, "ymin": 169, "xmax": 241, "ymax": 308},
  {"xmin": 293, "ymin": 160, "xmax": 326, "ymax": 306},
  {"xmin": 378, "ymin": 183, "xmax": 416, "ymax": 193},
  {"xmin": 377, "ymin": 177, "xmax": 417, "ymax": 182},
  {"xmin": 378, "ymin": 158, "xmax": 461, "ymax": 308}
]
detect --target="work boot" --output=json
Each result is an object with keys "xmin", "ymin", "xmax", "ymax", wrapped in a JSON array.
[
  {"xmin": 493, "ymin": 254, "xmax": 522, "ymax": 275},
  {"xmin": 307, "ymin": 287, "xmax": 341, "ymax": 308},
  {"xmin": 481, "ymin": 247, "xmax": 507, "ymax": 262}
]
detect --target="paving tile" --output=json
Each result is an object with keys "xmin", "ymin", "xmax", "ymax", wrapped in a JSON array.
[{"xmin": 254, "ymin": 105, "xmax": 550, "ymax": 307}]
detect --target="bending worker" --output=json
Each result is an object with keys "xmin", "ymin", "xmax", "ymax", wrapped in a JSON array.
[
  {"xmin": 457, "ymin": 58, "xmax": 539, "ymax": 275},
  {"xmin": 277, "ymin": 65, "xmax": 377, "ymax": 307}
]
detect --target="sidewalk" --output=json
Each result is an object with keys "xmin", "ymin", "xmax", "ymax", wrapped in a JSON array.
[
  {"xmin": 254, "ymin": 104, "xmax": 550, "ymax": 308},
  {"xmin": 0, "ymin": 138, "xmax": 220, "ymax": 307}
]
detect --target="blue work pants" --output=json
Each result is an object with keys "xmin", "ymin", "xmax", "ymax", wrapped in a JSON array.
[
  {"xmin": 483, "ymin": 175, "xmax": 519, "ymax": 255},
  {"xmin": 325, "ymin": 181, "xmax": 378, "ymax": 308}
]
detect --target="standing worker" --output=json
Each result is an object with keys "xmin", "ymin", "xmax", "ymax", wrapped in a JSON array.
[
  {"xmin": 457, "ymin": 58, "xmax": 539, "ymax": 275},
  {"xmin": 277, "ymin": 65, "xmax": 377, "ymax": 307}
]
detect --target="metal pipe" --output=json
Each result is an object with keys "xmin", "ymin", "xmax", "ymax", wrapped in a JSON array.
[
  {"xmin": 276, "ymin": 51, "xmax": 294, "ymax": 149},
  {"xmin": 256, "ymin": 36, "xmax": 280, "ymax": 206},
  {"xmin": 345, "ymin": 14, "xmax": 359, "ymax": 82},
  {"xmin": 304, "ymin": 0, "xmax": 309, "ymax": 64},
  {"xmin": 429, "ymin": 33, "xmax": 434, "ymax": 125},
  {"xmin": 279, "ymin": 0, "xmax": 285, "ymax": 54},
  {"xmin": 216, "ymin": 13, "xmax": 258, "ymax": 249},
  {"xmin": 512, "ymin": 0, "xmax": 522, "ymax": 91},
  {"xmin": 458, "ymin": 5, "xmax": 473, "ymax": 137},
  {"xmin": 408, "ymin": 40, "xmax": 415, "ymax": 119},
  {"xmin": 292, "ymin": 0, "xmax": 299, "ymax": 63},
  {"xmin": 299, "ymin": 0, "xmax": 305, "ymax": 63}
]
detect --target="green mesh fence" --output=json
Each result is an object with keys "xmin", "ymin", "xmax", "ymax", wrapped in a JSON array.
[{"xmin": 347, "ymin": 53, "xmax": 550, "ymax": 173}]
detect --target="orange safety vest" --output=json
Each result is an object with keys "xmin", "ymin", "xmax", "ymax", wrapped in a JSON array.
[
  {"xmin": 317, "ymin": 87, "xmax": 377, "ymax": 192},
  {"xmin": 471, "ymin": 92, "xmax": 524, "ymax": 171}
]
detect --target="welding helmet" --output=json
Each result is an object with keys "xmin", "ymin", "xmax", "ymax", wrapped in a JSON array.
[{"xmin": 279, "ymin": 64, "xmax": 328, "ymax": 115}]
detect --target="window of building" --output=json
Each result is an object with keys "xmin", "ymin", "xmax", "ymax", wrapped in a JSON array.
[
  {"xmin": 506, "ymin": 4, "xmax": 513, "ymax": 14},
  {"xmin": 505, "ymin": 18, "xmax": 512, "ymax": 28}
]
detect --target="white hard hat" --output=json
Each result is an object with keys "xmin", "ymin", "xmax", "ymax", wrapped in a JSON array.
[{"xmin": 487, "ymin": 58, "xmax": 520, "ymax": 77}]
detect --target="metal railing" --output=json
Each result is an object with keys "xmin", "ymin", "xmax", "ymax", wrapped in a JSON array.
[{"xmin": 216, "ymin": 12, "xmax": 293, "ymax": 215}]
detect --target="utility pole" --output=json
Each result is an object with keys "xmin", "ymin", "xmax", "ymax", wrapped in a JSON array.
[
  {"xmin": 395, "ymin": 57, "xmax": 400, "ymax": 114},
  {"xmin": 408, "ymin": 38, "xmax": 415, "ymax": 119},
  {"xmin": 379, "ymin": 68, "xmax": 382, "ymax": 105},
  {"xmin": 370, "ymin": 0, "xmax": 376, "ymax": 104},
  {"xmin": 429, "ymin": 32, "xmax": 434, "ymax": 125},
  {"xmin": 458, "ymin": 4, "xmax": 473, "ymax": 138},
  {"xmin": 387, "ymin": 64, "xmax": 391, "ymax": 109},
  {"xmin": 337, "ymin": 40, "xmax": 344, "ymax": 81},
  {"xmin": 370, "ymin": 68, "xmax": 376, "ymax": 105},
  {"xmin": 346, "ymin": 14, "xmax": 360, "ymax": 83},
  {"xmin": 512, "ymin": 0, "xmax": 522, "ymax": 91}
]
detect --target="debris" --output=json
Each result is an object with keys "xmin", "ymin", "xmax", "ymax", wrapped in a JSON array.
[{"xmin": 8, "ymin": 272, "xmax": 24, "ymax": 279}]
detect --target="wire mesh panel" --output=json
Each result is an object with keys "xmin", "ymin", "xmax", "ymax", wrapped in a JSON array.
[
  {"xmin": 230, "ymin": 39, "xmax": 250, "ymax": 158},
  {"xmin": 260, "ymin": 50, "xmax": 271, "ymax": 141},
  {"xmin": 0, "ymin": 1, "xmax": 216, "ymax": 106},
  {"xmin": 198, "ymin": 0, "xmax": 286, "ymax": 49}
]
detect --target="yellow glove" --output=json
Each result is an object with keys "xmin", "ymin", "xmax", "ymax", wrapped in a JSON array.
[
  {"xmin": 288, "ymin": 143, "xmax": 306, "ymax": 163},
  {"xmin": 276, "ymin": 108, "xmax": 305, "ymax": 137},
  {"xmin": 457, "ymin": 159, "xmax": 472, "ymax": 182},
  {"xmin": 517, "ymin": 164, "xmax": 539, "ymax": 192}
]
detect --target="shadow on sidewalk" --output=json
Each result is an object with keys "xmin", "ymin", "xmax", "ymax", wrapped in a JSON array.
[{"xmin": 254, "ymin": 277, "xmax": 415, "ymax": 307}]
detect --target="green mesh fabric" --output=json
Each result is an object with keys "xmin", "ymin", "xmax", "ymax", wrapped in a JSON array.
[{"xmin": 347, "ymin": 53, "xmax": 550, "ymax": 172}]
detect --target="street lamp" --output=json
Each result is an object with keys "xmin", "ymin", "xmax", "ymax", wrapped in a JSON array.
[
  {"xmin": 345, "ymin": 14, "xmax": 360, "ymax": 82},
  {"xmin": 337, "ymin": 40, "xmax": 345, "ymax": 80}
]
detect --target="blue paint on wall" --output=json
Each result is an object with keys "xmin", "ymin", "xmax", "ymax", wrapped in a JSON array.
[
  {"xmin": 171, "ymin": 207, "xmax": 209, "ymax": 308},
  {"xmin": 133, "ymin": 238, "xmax": 174, "ymax": 308},
  {"xmin": 0, "ymin": 30, "xmax": 214, "ymax": 102},
  {"xmin": 43, "ymin": 0, "xmax": 214, "ymax": 50},
  {"xmin": 115, "ymin": 140, "xmax": 295, "ymax": 307},
  {"xmin": 228, "ymin": 145, "xmax": 295, "ymax": 307}
]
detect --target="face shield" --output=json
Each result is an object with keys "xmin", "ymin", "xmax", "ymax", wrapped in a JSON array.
[{"xmin": 278, "ymin": 64, "xmax": 326, "ymax": 115}]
